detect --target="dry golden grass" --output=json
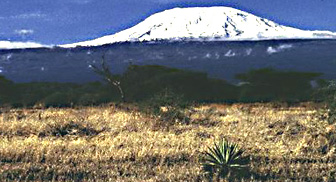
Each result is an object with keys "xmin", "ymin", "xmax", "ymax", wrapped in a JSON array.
[{"xmin": 0, "ymin": 103, "xmax": 335, "ymax": 181}]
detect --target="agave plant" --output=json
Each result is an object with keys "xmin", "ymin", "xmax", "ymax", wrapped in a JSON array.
[{"xmin": 202, "ymin": 138, "xmax": 250, "ymax": 182}]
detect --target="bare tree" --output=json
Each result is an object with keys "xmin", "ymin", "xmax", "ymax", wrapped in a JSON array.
[{"xmin": 90, "ymin": 55, "xmax": 125, "ymax": 102}]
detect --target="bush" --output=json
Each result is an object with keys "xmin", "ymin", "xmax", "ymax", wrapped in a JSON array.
[
  {"xmin": 0, "ymin": 66, "xmax": 329, "ymax": 108},
  {"xmin": 0, "ymin": 76, "xmax": 17, "ymax": 106},
  {"xmin": 318, "ymin": 80, "xmax": 336, "ymax": 124},
  {"xmin": 139, "ymin": 89, "xmax": 190, "ymax": 124},
  {"xmin": 236, "ymin": 68, "xmax": 321, "ymax": 102},
  {"xmin": 122, "ymin": 65, "xmax": 239, "ymax": 103},
  {"xmin": 43, "ymin": 92, "xmax": 75, "ymax": 107}
]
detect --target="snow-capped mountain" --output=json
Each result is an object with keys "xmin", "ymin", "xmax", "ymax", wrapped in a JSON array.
[
  {"xmin": 0, "ymin": 41, "xmax": 50, "ymax": 50},
  {"xmin": 61, "ymin": 7, "xmax": 336, "ymax": 48}
]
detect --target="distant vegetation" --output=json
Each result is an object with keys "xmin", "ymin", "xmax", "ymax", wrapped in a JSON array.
[
  {"xmin": 0, "ymin": 65, "xmax": 324, "ymax": 108},
  {"xmin": 317, "ymin": 80, "xmax": 336, "ymax": 124},
  {"xmin": 1, "ymin": 65, "xmax": 335, "ymax": 181},
  {"xmin": 236, "ymin": 68, "xmax": 322, "ymax": 102}
]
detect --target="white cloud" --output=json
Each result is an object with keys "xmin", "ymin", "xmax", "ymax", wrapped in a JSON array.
[
  {"xmin": 11, "ymin": 13, "xmax": 46, "ymax": 19},
  {"xmin": 267, "ymin": 44, "xmax": 293, "ymax": 54},
  {"xmin": 150, "ymin": 0, "xmax": 184, "ymax": 3},
  {"xmin": 245, "ymin": 48, "xmax": 253, "ymax": 56},
  {"xmin": 225, "ymin": 50, "xmax": 236, "ymax": 57},
  {"xmin": 70, "ymin": 0, "xmax": 94, "ymax": 4},
  {"xmin": 6, "ymin": 54, "xmax": 12, "ymax": 60},
  {"xmin": 204, "ymin": 53, "xmax": 211, "ymax": 58},
  {"xmin": 15, "ymin": 29, "xmax": 34, "ymax": 36},
  {"xmin": 0, "ymin": 13, "xmax": 47, "ymax": 21},
  {"xmin": 267, "ymin": 47, "xmax": 278, "ymax": 54},
  {"xmin": 278, "ymin": 44, "xmax": 293, "ymax": 49}
]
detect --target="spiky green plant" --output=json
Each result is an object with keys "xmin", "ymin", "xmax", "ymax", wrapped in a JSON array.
[{"xmin": 202, "ymin": 138, "xmax": 250, "ymax": 182}]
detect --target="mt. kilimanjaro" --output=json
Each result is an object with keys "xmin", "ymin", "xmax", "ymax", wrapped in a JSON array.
[
  {"xmin": 62, "ymin": 7, "xmax": 336, "ymax": 48},
  {"xmin": 1, "ymin": 7, "xmax": 336, "ymax": 83}
]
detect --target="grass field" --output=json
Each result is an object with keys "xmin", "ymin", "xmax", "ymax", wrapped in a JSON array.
[{"xmin": 0, "ymin": 103, "xmax": 335, "ymax": 181}]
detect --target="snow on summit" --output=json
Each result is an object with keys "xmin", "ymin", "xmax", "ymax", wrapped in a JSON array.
[
  {"xmin": 0, "ymin": 41, "xmax": 50, "ymax": 50},
  {"xmin": 62, "ymin": 7, "xmax": 336, "ymax": 48}
]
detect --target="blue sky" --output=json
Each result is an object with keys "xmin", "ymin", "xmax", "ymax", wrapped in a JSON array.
[{"xmin": 0, "ymin": 0, "xmax": 335, "ymax": 45}]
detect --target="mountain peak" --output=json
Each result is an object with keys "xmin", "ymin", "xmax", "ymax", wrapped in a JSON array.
[{"xmin": 61, "ymin": 6, "xmax": 336, "ymax": 48}]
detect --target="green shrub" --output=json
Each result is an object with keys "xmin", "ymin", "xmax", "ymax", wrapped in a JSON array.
[
  {"xmin": 122, "ymin": 65, "xmax": 239, "ymax": 102},
  {"xmin": 236, "ymin": 68, "xmax": 321, "ymax": 102},
  {"xmin": 0, "ymin": 76, "xmax": 17, "ymax": 106},
  {"xmin": 139, "ymin": 89, "xmax": 190, "ymax": 124},
  {"xmin": 76, "ymin": 83, "xmax": 119, "ymax": 106},
  {"xmin": 0, "ymin": 66, "xmax": 329, "ymax": 108},
  {"xmin": 318, "ymin": 80, "xmax": 336, "ymax": 124},
  {"xmin": 43, "ymin": 92, "xmax": 75, "ymax": 107}
]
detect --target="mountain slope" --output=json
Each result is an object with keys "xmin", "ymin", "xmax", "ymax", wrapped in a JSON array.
[{"xmin": 61, "ymin": 7, "xmax": 336, "ymax": 48}]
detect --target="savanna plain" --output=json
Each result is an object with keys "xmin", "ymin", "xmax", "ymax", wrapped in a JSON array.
[{"xmin": 0, "ymin": 102, "xmax": 335, "ymax": 182}]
